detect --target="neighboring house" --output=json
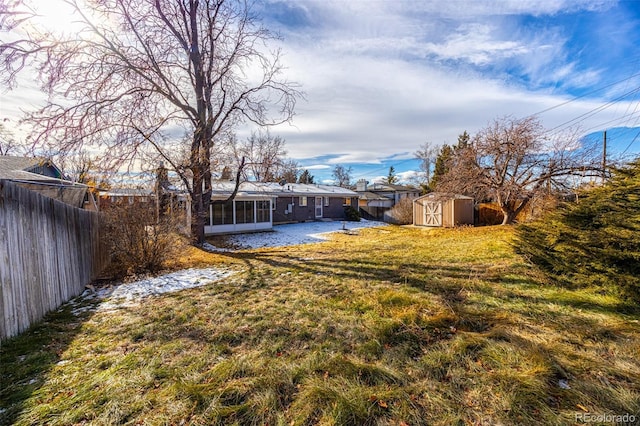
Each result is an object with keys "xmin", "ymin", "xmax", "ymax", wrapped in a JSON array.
[
  {"xmin": 413, "ymin": 193, "xmax": 474, "ymax": 228},
  {"xmin": 355, "ymin": 179, "xmax": 421, "ymax": 221},
  {"xmin": 206, "ymin": 181, "xmax": 359, "ymax": 235},
  {"xmin": 0, "ymin": 155, "xmax": 96, "ymax": 209},
  {"xmin": 99, "ymin": 185, "xmax": 189, "ymax": 229},
  {"xmin": 98, "ymin": 187, "xmax": 155, "ymax": 210},
  {"xmin": 264, "ymin": 182, "xmax": 359, "ymax": 224}
]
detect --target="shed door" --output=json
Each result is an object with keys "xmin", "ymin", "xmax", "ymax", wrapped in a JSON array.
[
  {"xmin": 315, "ymin": 196, "xmax": 323, "ymax": 218},
  {"xmin": 424, "ymin": 201, "xmax": 442, "ymax": 226}
]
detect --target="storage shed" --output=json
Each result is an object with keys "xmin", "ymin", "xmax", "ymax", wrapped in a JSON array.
[{"xmin": 413, "ymin": 193, "xmax": 474, "ymax": 227}]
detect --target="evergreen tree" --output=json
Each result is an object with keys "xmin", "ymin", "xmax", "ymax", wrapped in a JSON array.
[
  {"xmin": 456, "ymin": 130, "xmax": 470, "ymax": 149},
  {"xmin": 220, "ymin": 166, "xmax": 232, "ymax": 180},
  {"xmin": 431, "ymin": 144, "xmax": 453, "ymax": 189},
  {"xmin": 385, "ymin": 166, "xmax": 398, "ymax": 185},
  {"xmin": 517, "ymin": 158, "xmax": 640, "ymax": 302},
  {"xmin": 298, "ymin": 169, "xmax": 315, "ymax": 184}
]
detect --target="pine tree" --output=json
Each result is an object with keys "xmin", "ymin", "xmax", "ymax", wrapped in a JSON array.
[
  {"xmin": 385, "ymin": 166, "xmax": 398, "ymax": 185},
  {"xmin": 298, "ymin": 169, "xmax": 315, "ymax": 184},
  {"xmin": 431, "ymin": 144, "xmax": 453, "ymax": 189},
  {"xmin": 517, "ymin": 158, "xmax": 640, "ymax": 302}
]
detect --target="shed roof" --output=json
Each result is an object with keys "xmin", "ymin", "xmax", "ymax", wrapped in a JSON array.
[{"xmin": 414, "ymin": 192, "xmax": 474, "ymax": 202}]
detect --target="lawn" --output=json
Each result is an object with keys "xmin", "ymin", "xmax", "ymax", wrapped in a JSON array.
[{"xmin": 1, "ymin": 225, "xmax": 639, "ymax": 425}]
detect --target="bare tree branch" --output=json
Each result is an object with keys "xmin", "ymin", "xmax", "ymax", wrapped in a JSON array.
[
  {"xmin": 437, "ymin": 116, "xmax": 602, "ymax": 224},
  {"xmin": 1, "ymin": 0, "xmax": 302, "ymax": 242}
]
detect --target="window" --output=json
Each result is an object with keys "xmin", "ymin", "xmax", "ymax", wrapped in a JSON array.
[
  {"xmin": 256, "ymin": 200, "xmax": 270, "ymax": 223},
  {"xmin": 299, "ymin": 196, "xmax": 307, "ymax": 206},
  {"xmin": 235, "ymin": 200, "xmax": 254, "ymax": 224},
  {"xmin": 272, "ymin": 198, "xmax": 277, "ymax": 210},
  {"xmin": 324, "ymin": 197, "xmax": 329, "ymax": 206},
  {"xmin": 344, "ymin": 197, "xmax": 351, "ymax": 206},
  {"xmin": 212, "ymin": 201, "xmax": 233, "ymax": 225}
]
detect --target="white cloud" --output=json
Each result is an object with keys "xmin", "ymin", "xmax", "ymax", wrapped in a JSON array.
[
  {"xmin": 301, "ymin": 164, "xmax": 331, "ymax": 170},
  {"xmin": 422, "ymin": 23, "xmax": 530, "ymax": 65},
  {"xmin": 262, "ymin": 0, "xmax": 635, "ymax": 174},
  {"xmin": 2, "ymin": 0, "xmax": 634, "ymax": 187}
]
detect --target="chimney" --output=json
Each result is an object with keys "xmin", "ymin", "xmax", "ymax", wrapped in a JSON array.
[{"xmin": 356, "ymin": 179, "xmax": 368, "ymax": 192}]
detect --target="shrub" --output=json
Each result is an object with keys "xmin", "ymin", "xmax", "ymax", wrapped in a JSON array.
[
  {"xmin": 101, "ymin": 202, "xmax": 184, "ymax": 278},
  {"xmin": 344, "ymin": 205, "xmax": 361, "ymax": 221},
  {"xmin": 516, "ymin": 159, "xmax": 640, "ymax": 301},
  {"xmin": 384, "ymin": 197, "xmax": 414, "ymax": 225}
]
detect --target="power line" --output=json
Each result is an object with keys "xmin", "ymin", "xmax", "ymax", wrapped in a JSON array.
[
  {"xmin": 530, "ymin": 71, "xmax": 640, "ymax": 118},
  {"xmin": 620, "ymin": 128, "xmax": 640, "ymax": 156},
  {"xmin": 544, "ymin": 86, "xmax": 640, "ymax": 135}
]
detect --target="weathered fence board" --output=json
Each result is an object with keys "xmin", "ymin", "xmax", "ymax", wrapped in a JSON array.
[{"xmin": 0, "ymin": 180, "xmax": 108, "ymax": 340}]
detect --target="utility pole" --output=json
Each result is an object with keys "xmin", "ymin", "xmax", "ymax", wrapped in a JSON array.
[{"xmin": 602, "ymin": 130, "xmax": 607, "ymax": 183}]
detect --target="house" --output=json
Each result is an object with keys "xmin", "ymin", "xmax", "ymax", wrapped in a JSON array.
[
  {"xmin": 355, "ymin": 179, "xmax": 421, "ymax": 221},
  {"xmin": 0, "ymin": 155, "xmax": 96, "ymax": 209},
  {"xmin": 206, "ymin": 181, "xmax": 359, "ymax": 235},
  {"xmin": 98, "ymin": 187, "xmax": 155, "ymax": 209},
  {"xmin": 262, "ymin": 182, "xmax": 359, "ymax": 224},
  {"xmin": 413, "ymin": 193, "xmax": 474, "ymax": 227}
]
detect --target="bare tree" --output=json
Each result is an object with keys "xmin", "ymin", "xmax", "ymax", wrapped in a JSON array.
[
  {"xmin": 277, "ymin": 158, "xmax": 299, "ymax": 183},
  {"xmin": 415, "ymin": 141, "xmax": 438, "ymax": 189},
  {"xmin": 235, "ymin": 130, "xmax": 287, "ymax": 182},
  {"xmin": 0, "ymin": 122, "xmax": 22, "ymax": 155},
  {"xmin": 436, "ymin": 116, "xmax": 601, "ymax": 224},
  {"xmin": 0, "ymin": 0, "xmax": 300, "ymax": 242},
  {"xmin": 332, "ymin": 164, "xmax": 352, "ymax": 187}
]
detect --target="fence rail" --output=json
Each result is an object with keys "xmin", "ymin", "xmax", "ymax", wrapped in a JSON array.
[{"xmin": 0, "ymin": 180, "xmax": 108, "ymax": 340}]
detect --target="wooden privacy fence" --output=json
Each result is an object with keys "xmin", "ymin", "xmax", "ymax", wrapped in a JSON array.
[{"xmin": 0, "ymin": 180, "xmax": 108, "ymax": 340}]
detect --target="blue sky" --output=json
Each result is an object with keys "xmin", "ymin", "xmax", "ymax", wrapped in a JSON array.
[
  {"xmin": 248, "ymin": 0, "xmax": 640, "ymax": 184},
  {"xmin": 2, "ymin": 0, "xmax": 640, "ymax": 186}
]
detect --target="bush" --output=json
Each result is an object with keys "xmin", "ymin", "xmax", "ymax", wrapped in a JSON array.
[
  {"xmin": 344, "ymin": 205, "xmax": 361, "ymax": 221},
  {"xmin": 101, "ymin": 202, "xmax": 184, "ymax": 278},
  {"xmin": 384, "ymin": 197, "xmax": 413, "ymax": 225},
  {"xmin": 516, "ymin": 159, "xmax": 640, "ymax": 302}
]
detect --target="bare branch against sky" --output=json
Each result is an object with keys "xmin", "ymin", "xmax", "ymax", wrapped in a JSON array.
[{"xmin": 0, "ymin": 0, "xmax": 302, "ymax": 242}]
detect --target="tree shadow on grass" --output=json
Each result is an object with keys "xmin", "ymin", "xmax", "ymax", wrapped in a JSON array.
[{"xmin": 0, "ymin": 296, "xmax": 100, "ymax": 425}]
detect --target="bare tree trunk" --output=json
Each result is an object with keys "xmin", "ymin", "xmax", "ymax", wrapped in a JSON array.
[
  {"xmin": 191, "ymin": 167, "xmax": 205, "ymax": 244},
  {"xmin": 1, "ymin": 0, "xmax": 300, "ymax": 244},
  {"xmin": 501, "ymin": 209, "xmax": 517, "ymax": 225}
]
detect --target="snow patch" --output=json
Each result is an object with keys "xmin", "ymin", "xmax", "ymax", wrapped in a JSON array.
[
  {"xmin": 72, "ymin": 267, "xmax": 235, "ymax": 314},
  {"xmin": 206, "ymin": 220, "xmax": 387, "ymax": 250}
]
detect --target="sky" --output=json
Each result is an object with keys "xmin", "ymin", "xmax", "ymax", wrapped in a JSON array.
[
  {"xmin": 253, "ymin": 0, "xmax": 640, "ymax": 183},
  {"xmin": 2, "ymin": 0, "xmax": 640, "ymax": 185}
]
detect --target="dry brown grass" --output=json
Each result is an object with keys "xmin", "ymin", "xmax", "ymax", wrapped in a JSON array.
[{"xmin": 1, "ymin": 225, "xmax": 639, "ymax": 425}]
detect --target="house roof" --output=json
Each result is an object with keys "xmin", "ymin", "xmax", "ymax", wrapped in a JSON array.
[
  {"xmin": 101, "ymin": 188, "xmax": 154, "ymax": 197},
  {"xmin": 358, "ymin": 191, "xmax": 391, "ymax": 201},
  {"xmin": 0, "ymin": 156, "xmax": 41, "ymax": 173},
  {"xmin": 0, "ymin": 155, "xmax": 86, "ymax": 188},
  {"xmin": 359, "ymin": 182, "xmax": 419, "ymax": 193},
  {"xmin": 210, "ymin": 181, "xmax": 358, "ymax": 198},
  {"xmin": 415, "ymin": 192, "xmax": 474, "ymax": 202},
  {"xmin": 0, "ymin": 156, "xmax": 50, "ymax": 179},
  {"xmin": 0, "ymin": 155, "xmax": 66, "ymax": 180}
]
